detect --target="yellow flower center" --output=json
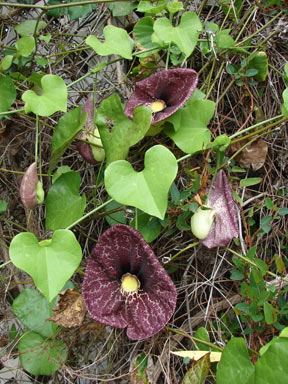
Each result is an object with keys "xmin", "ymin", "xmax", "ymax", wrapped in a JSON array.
[
  {"xmin": 121, "ymin": 273, "xmax": 140, "ymax": 293},
  {"xmin": 148, "ymin": 99, "xmax": 166, "ymax": 113}
]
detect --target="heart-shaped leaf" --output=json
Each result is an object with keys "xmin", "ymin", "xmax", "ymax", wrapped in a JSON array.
[
  {"xmin": 15, "ymin": 20, "xmax": 47, "ymax": 36},
  {"xmin": 9, "ymin": 229, "xmax": 82, "ymax": 302},
  {"xmin": 86, "ymin": 25, "xmax": 134, "ymax": 59},
  {"xmin": 133, "ymin": 16, "xmax": 159, "ymax": 51},
  {"xmin": 22, "ymin": 74, "xmax": 67, "ymax": 116},
  {"xmin": 15, "ymin": 36, "xmax": 35, "ymax": 57},
  {"xmin": 50, "ymin": 106, "xmax": 87, "ymax": 172},
  {"xmin": 137, "ymin": 0, "xmax": 167, "ymax": 14},
  {"xmin": 105, "ymin": 145, "xmax": 178, "ymax": 219},
  {"xmin": 216, "ymin": 338, "xmax": 255, "ymax": 384},
  {"xmin": 164, "ymin": 89, "xmax": 215, "ymax": 154},
  {"xmin": 45, "ymin": 171, "xmax": 86, "ymax": 230},
  {"xmin": 19, "ymin": 331, "xmax": 67, "ymax": 376},
  {"xmin": 0, "ymin": 76, "xmax": 16, "ymax": 118},
  {"xmin": 130, "ymin": 212, "xmax": 161, "ymax": 242},
  {"xmin": 255, "ymin": 338, "xmax": 288, "ymax": 384},
  {"xmin": 152, "ymin": 12, "xmax": 202, "ymax": 57},
  {"xmin": 12, "ymin": 288, "xmax": 57, "ymax": 338},
  {"xmin": 108, "ymin": 1, "xmax": 137, "ymax": 16},
  {"xmin": 248, "ymin": 51, "xmax": 268, "ymax": 82},
  {"xmin": 95, "ymin": 93, "xmax": 152, "ymax": 165}
]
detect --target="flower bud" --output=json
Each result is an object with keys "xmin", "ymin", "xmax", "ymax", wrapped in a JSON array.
[
  {"xmin": 190, "ymin": 207, "xmax": 216, "ymax": 240},
  {"xmin": 89, "ymin": 128, "xmax": 105, "ymax": 162},
  {"xmin": 20, "ymin": 162, "xmax": 44, "ymax": 210}
]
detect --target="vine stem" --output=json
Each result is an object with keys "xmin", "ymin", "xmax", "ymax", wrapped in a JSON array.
[
  {"xmin": 176, "ymin": 114, "xmax": 287, "ymax": 164},
  {"xmin": 0, "ymin": 260, "xmax": 12, "ymax": 269},
  {"xmin": 0, "ymin": 0, "xmax": 130, "ymax": 10},
  {"xmin": 65, "ymin": 198, "xmax": 113, "ymax": 230},
  {"xmin": 229, "ymin": 114, "xmax": 285, "ymax": 139},
  {"xmin": 165, "ymin": 325, "xmax": 224, "ymax": 351},
  {"xmin": 0, "ymin": 108, "xmax": 25, "ymax": 116},
  {"xmin": 167, "ymin": 242, "xmax": 199, "ymax": 263}
]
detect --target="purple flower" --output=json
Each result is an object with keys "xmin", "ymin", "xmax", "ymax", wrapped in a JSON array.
[
  {"xmin": 124, "ymin": 68, "xmax": 198, "ymax": 125},
  {"xmin": 76, "ymin": 98, "xmax": 105, "ymax": 165},
  {"xmin": 201, "ymin": 170, "xmax": 239, "ymax": 248},
  {"xmin": 82, "ymin": 224, "xmax": 177, "ymax": 340}
]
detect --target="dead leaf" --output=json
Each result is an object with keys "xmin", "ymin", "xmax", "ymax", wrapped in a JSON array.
[
  {"xmin": 171, "ymin": 350, "xmax": 222, "ymax": 362},
  {"xmin": 230, "ymin": 138, "xmax": 268, "ymax": 171},
  {"xmin": 48, "ymin": 288, "xmax": 86, "ymax": 328}
]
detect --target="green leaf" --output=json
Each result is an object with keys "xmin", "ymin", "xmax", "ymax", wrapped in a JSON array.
[
  {"xmin": 15, "ymin": 20, "xmax": 47, "ymax": 36},
  {"xmin": 19, "ymin": 331, "xmax": 67, "ymax": 376},
  {"xmin": 235, "ymin": 302, "xmax": 250, "ymax": 312},
  {"xmin": 12, "ymin": 288, "xmax": 57, "ymax": 338},
  {"xmin": 105, "ymin": 145, "xmax": 178, "ymax": 220},
  {"xmin": 39, "ymin": 34, "xmax": 52, "ymax": 44},
  {"xmin": 0, "ymin": 200, "xmax": 8, "ymax": 214},
  {"xmin": 22, "ymin": 74, "xmax": 67, "ymax": 116},
  {"xmin": 182, "ymin": 353, "xmax": 210, "ymax": 384},
  {"xmin": 231, "ymin": 270, "xmax": 244, "ymax": 280},
  {"xmin": 216, "ymin": 338, "xmax": 255, "ymax": 384},
  {"xmin": 9, "ymin": 229, "xmax": 82, "ymax": 302},
  {"xmin": 1, "ymin": 55, "xmax": 13, "ymax": 71},
  {"xmin": 255, "ymin": 338, "xmax": 288, "ymax": 384},
  {"xmin": 164, "ymin": 91, "xmax": 215, "ymax": 154},
  {"xmin": 45, "ymin": 171, "xmax": 86, "ymax": 230},
  {"xmin": 194, "ymin": 327, "xmax": 210, "ymax": 351},
  {"xmin": 0, "ymin": 76, "xmax": 16, "ymax": 118},
  {"xmin": 260, "ymin": 215, "xmax": 272, "ymax": 233},
  {"xmin": 167, "ymin": 1, "xmax": 183, "ymax": 14},
  {"xmin": 133, "ymin": 16, "xmax": 159, "ymax": 50},
  {"xmin": 15, "ymin": 36, "xmax": 35, "ymax": 56},
  {"xmin": 86, "ymin": 26, "xmax": 134, "ymax": 59},
  {"xmin": 131, "ymin": 213, "xmax": 162, "ymax": 242},
  {"xmin": 52, "ymin": 165, "xmax": 73, "ymax": 183},
  {"xmin": 264, "ymin": 302, "xmax": 277, "ymax": 325},
  {"xmin": 240, "ymin": 177, "xmax": 262, "ymax": 187},
  {"xmin": 68, "ymin": 0, "xmax": 96, "ymax": 20},
  {"xmin": 137, "ymin": 0, "xmax": 167, "ymax": 14},
  {"xmin": 279, "ymin": 207, "xmax": 288, "ymax": 216},
  {"xmin": 254, "ymin": 258, "xmax": 268, "ymax": 275},
  {"xmin": 105, "ymin": 199, "xmax": 127, "ymax": 226},
  {"xmin": 215, "ymin": 29, "xmax": 235, "ymax": 48},
  {"xmin": 248, "ymin": 51, "xmax": 268, "ymax": 82},
  {"xmin": 95, "ymin": 94, "xmax": 152, "ymax": 165},
  {"xmin": 108, "ymin": 1, "xmax": 137, "ymax": 16},
  {"xmin": 265, "ymin": 197, "xmax": 273, "ymax": 209},
  {"xmin": 281, "ymin": 88, "xmax": 288, "ymax": 116},
  {"xmin": 9, "ymin": 323, "xmax": 17, "ymax": 341},
  {"xmin": 50, "ymin": 106, "xmax": 86, "ymax": 172},
  {"xmin": 152, "ymin": 12, "xmax": 202, "ymax": 57}
]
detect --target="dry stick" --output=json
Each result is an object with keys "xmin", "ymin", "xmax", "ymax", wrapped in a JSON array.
[{"xmin": 152, "ymin": 294, "xmax": 241, "ymax": 382}]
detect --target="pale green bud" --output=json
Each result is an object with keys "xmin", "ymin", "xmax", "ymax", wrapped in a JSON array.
[
  {"xmin": 191, "ymin": 207, "xmax": 216, "ymax": 240},
  {"xmin": 36, "ymin": 181, "xmax": 45, "ymax": 204},
  {"xmin": 90, "ymin": 128, "xmax": 105, "ymax": 162}
]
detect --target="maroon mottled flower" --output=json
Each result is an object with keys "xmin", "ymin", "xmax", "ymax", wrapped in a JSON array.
[
  {"xmin": 20, "ymin": 162, "xmax": 44, "ymax": 209},
  {"xmin": 192, "ymin": 170, "xmax": 238, "ymax": 249},
  {"xmin": 124, "ymin": 68, "xmax": 198, "ymax": 125},
  {"xmin": 76, "ymin": 98, "xmax": 105, "ymax": 164},
  {"xmin": 82, "ymin": 224, "xmax": 177, "ymax": 340}
]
